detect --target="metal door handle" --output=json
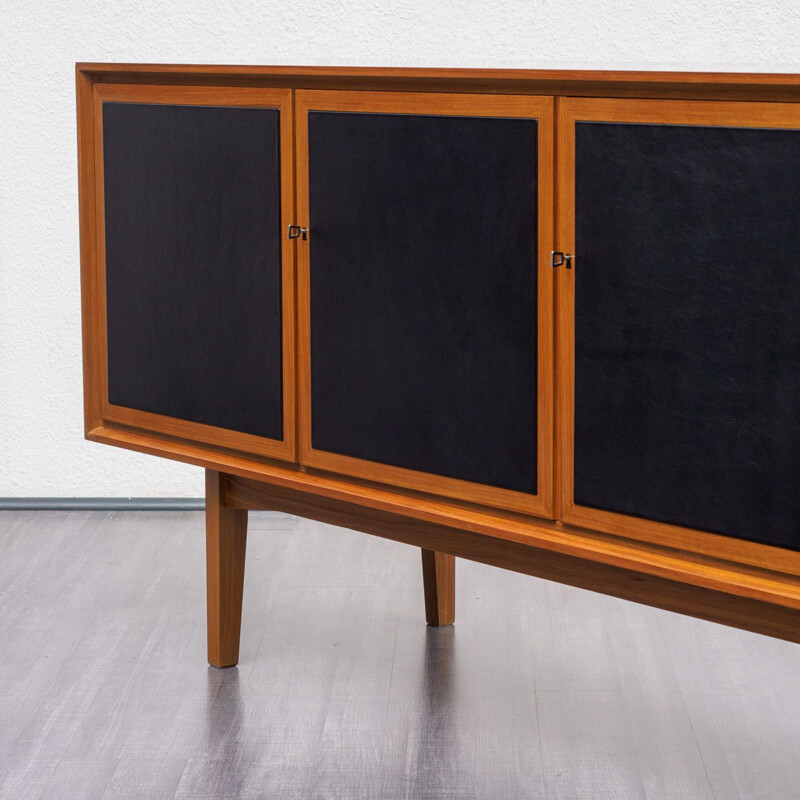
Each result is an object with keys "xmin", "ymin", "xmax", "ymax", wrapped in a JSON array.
[
  {"xmin": 551, "ymin": 251, "xmax": 573, "ymax": 269},
  {"xmin": 287, "ymin": 225, "xmax": 308, "ymax": 241}
]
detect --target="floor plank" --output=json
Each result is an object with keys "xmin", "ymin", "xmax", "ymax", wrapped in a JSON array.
[{"xmin": 0, "ymin": 509, "xmax": 799, "ymax": 799}]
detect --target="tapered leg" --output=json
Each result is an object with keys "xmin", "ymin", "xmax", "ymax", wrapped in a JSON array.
[
  {"xmin": 206, "ymin": 469, "xmax": 248, "ymax": 668},
  {"xmin": 421, "ymin": 549, "xmax": 455, "ymax": 626}
]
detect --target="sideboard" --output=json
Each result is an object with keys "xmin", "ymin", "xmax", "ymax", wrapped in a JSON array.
[{"xmin": 76, "ymin": 64, "xmax": 800, "ymax": 667}]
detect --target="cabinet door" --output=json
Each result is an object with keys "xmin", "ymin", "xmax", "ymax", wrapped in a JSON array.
[
  {"xmin": 92, "ymin": 84, "xmax": 295, "ymax": 461},
  {"xmin": 296, "ymin": 91, "xmax": 554, "ymax": 517},
  {"xmin": 557, "ymin": 98, "xmax": 800, "ymax": 568}
]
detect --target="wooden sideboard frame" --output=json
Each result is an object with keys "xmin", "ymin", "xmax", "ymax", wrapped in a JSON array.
[
  {"xmin": 76, "ymin": 65, "xmax": 800, "ymax": 664},
  {"xmin": 86, "ymin": 82, "xmax": 298, "ymax": 463},
  {"xmin": 294, "ymin": 90, "xmax": 555, "ymax": 518}
]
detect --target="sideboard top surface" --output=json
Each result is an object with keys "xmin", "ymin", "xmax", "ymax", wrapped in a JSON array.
[{"xmin": 75, "ymin": 63, "xmax": 800, "ymax": 102}]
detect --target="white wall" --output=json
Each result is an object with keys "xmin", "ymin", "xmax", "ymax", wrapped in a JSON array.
[{"xmin": 1, "ymin": 1, "xmax": 799, "ymax": 497}]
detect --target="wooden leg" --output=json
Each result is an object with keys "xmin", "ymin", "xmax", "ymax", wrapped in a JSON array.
[
  {"xmin": 421, "ymin": 549, "xmax": 455, "ymax": 626},
  {"xmin": 206, "ymin": 469, "xmax": 248, "ymax": 668}
]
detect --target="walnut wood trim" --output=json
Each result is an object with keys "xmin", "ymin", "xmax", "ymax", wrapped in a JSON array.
[{"xmin": 76, "ymin": 64, "xmax": 800, "ymax": 103}]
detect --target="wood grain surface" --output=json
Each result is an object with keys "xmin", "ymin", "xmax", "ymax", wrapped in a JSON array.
[
  {"xmin": 225, "ymin": 475, "xmax": 800, "ymax": 644},
  {"xmin": 77, "ymin": 63, "xmax": 800, "ymax": 102},
  {"xmin": 206, "ymin": 470, "xmax": 248, "ymax": 668},
  {"xmin": 421, "ymin": 550, "xmax": 455, "ymax": 626}
]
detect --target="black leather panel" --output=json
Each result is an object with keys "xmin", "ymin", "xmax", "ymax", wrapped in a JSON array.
[
  {"xmin": 574, "ymin": 121, "xmax": 800, "ymax": 550},
  {"xmin": 103, "ymin": 102, "xmax": 284, "ymax": 441},
  {"xmin": 308, "ymin": 111, "xmax": 539, "ymax": 494}
]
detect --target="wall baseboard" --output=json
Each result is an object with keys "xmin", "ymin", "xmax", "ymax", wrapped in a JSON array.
[{"xmin": 0, "ymin": 498, "xmax": 205, "ymax": 511}]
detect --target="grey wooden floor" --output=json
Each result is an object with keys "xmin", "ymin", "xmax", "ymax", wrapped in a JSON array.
[{"xmin": 1, "ymin": 511, "xmax": 799, "ymax": 799}]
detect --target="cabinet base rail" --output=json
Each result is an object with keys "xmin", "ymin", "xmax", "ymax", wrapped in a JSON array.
[{"xmin": 205, "ymin": 469, "xmax": 800, "ymax": 667}]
